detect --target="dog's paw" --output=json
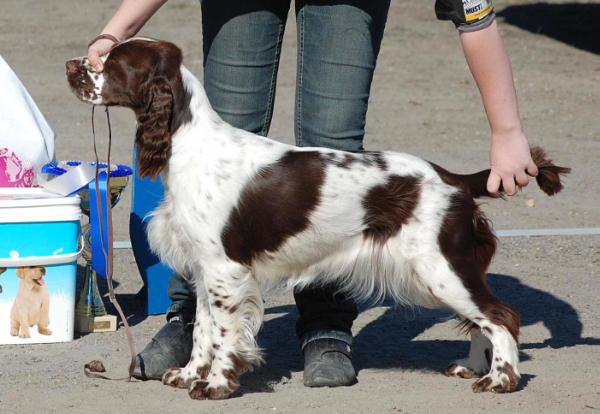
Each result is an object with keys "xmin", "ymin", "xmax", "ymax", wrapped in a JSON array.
[
  {"xmin": 162, "ymin": 365, "xmax": 210, "ymax": 389},
  {"xmin": 18, "ymin": 330, "xmax": 31, "ymax": 338},
  {"xmin": 188, "ymin": 379, "xmax": 236, "ymax": 400},
  {"xmin": 471, "ymin": 363, "xmax": 520, "ymax": 393},
  {"xmin": 162, "ymin": 368, "xmax": 190, "ymax": 389},
  {"xmin": 445, "ymin": 363, "xmax": 479, "ymax": 379},
  {"xmin": 38, "ymin": 326, "xmax": 52, "ymax": 335},
  {"xmin": 10, "ymin": 328, "xmax": 18, "ymax": 336}
]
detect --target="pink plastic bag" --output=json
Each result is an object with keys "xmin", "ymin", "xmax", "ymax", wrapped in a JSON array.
[{"xmin": 0, "ymin": 148, "xmax": 35, "ymax": 187}]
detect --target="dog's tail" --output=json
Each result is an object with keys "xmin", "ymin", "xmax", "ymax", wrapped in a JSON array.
[{"xmin": 432, "ymin": 146, "xmax": 571, "ymax": 198}]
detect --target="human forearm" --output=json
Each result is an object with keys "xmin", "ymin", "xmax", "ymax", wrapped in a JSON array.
[
  {"xmin": 88, "ymin": 0, "xmax": 166, "ymax": 71},
  {"xmin": 460, "ymin": 20, "xmax": 521, "ymax": 135},
  {"xmin": 99, "ymin": 0, "xmax": 168, "ymax": 40},
  {"xmin": 459, "ymin": 20, "xmax": 537, "ymax": 195}
]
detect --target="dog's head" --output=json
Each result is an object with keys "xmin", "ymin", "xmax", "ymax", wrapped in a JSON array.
[
  {"xmin": 66, "ymin": 38, "xmax": 187, "ymax": 178},
  {"xmin": 16, "ymin": 266, "xmax": 47, "ymax": 287}
]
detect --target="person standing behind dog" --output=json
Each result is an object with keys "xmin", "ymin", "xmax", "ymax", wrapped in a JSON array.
[{"xmin": 87, "ymin": 0, "xmax": 538, "ymax": 387}]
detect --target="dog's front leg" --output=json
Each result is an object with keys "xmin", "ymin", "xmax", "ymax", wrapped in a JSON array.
[
  {"xmin": 187, "ymin": 261, "xmax": 264, "ymax": 400},
  {"xmin": 163, "ymin": 285, "xmax": 213, "ymax": 389},
  {"xmin": 445, "ymin": 328, "xmax": 492, "ymax": 378},
  {"xmin": 10, "ymin": 317, "xmax": 20, "ymax": 336},
  {"xmin": 38, "ymin": 293, "xmax": 52, "ymax": 335},
  {"xmin": 17, "ymin": 307, "xmax": 31, "ymax": 338}
]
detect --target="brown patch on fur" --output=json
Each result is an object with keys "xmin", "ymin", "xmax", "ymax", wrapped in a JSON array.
[
  {"xmin": 530, "ymin": 146, "xmax": 571, "ymax": 195},
  {"xmin": 188, "ymin": 379, "xmax": 209, "ymax": 400},
  {"xmin": 67, "ymin": 40, "xmax": 192, "ymax": 179},
  {"xmin": 213, "ymin": 300, "xmax": 223, "ymax": 308},
  {"xmin": 229, "ymin": 352, "xmax": 252, "ymax": 374},
  {"xmin": 222, "ymin": 151, "xmax": 325, "ymax": 265},
  {"xmin": 162, "ymin": 367, "xmax": 189, "ymax": 389},
  {"xmin": 472, "ymin": 376, "xmax": 493, "ymax": 393},
  {"xmin": 362, "ymin": 175, "xmax": 421, "ymax": 244},
  {"xmin": 445, "ymin": 363, "xmax": 478, "ymax": 379},
  {"xmin": 221, "ymin": 369, "xmax": 240, "ymax": 393},
  {"xmin": 438, "ymin": 190, "xmax": 520, "ymax": 342},
  {"xmin": 213, "ymin": 352, "xmax": 252, "ymax": 399},
  {"xmin": 134, "ymin": 78, "xmax": 174, "ymax": 178},
  {"xmin": 431, "ymin": 163, "xmax": 491, "ymax": 198},
  {"xmin": 431, "ymin": 145, "xmax": 569, "ymax": 199},
  {"xmin": 227, "ymin": 304, "xmax": 239, "ymax": 314},
  {"xmin": 196, "ymin": 365, "xmax": 210, "ymax": 380},
  {"xmin": 497, "ymin": 362, "xmax": 520, "ymax": 392},
  {"xmin": 203, "ymin": 385, "xmax": 236, "ymax": 400}
]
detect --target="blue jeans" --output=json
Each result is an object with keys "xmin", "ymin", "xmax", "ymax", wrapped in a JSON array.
[{"xmin": 168, "ymin": 0, "xmax": 390, "ymax": 341}]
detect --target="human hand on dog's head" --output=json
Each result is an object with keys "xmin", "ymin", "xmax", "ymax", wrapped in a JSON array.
[{"xmin": 88, "ymin": 37, "xmax": 117, "ymax": 73}]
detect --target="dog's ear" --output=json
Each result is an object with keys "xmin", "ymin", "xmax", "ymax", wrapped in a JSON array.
[
  {"xmin": 39, "ymin": 267, "xmax": 46, "ymax": 276},
  {"xmin": 135, "ymin": 77, "xmax": 174, "ymax": 179},
  {"xmin": 16, "ymin": 268, "xmax": 25, "ymax": 279}
]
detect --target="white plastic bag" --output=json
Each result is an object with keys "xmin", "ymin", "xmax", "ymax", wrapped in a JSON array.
[{"xmin": 0, "ymin": 55, "xmax": 55, "ymax": 186}]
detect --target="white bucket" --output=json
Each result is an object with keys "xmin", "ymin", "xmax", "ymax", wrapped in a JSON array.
[{"xmin": 0, "ymin": 188, "xmax": 82, "ymax": 344}]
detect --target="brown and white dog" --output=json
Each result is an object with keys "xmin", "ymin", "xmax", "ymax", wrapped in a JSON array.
[
  {"xmin": 66, "ymin": 39, "xmax": 570, "ymax": 399},
  {"xmin": 10, "ymin": 266, "xmax": 52, "ymax": 338}
]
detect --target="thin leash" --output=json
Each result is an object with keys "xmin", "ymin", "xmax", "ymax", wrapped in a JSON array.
[{"xmin": 84, "ymin": 105, "xmax": 137, "ymax": 381}]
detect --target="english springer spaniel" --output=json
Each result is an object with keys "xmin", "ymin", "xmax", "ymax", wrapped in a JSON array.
[{"xmin": 66, "ymin": 38, "xmax": 570, "ymax": 400}]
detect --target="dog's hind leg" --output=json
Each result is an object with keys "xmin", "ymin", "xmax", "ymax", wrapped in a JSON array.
[
  {"xmin": 413, "ymin": 255, "xmax": 520, "ymax": 393},
  {"xmin": 187, "ymin": 261, "xmax": 264, "ymax": 400},
  {"xmin": 163, "ymin": 286, "xmax": 213, "ymax": 389}
]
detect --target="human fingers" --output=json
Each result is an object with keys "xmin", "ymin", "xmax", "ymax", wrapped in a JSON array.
[
  {"xmin": 502, "ymin": 174, "xmax": 517, "ymax": 196},
  {"xmin": 487, "ymin": 171, "xmax": 502, "ymax": 196},
  {"xmin": 516, "ymin": 170, "xmax": 529, "ymax": 188},
  {"xmin": 87, "ymin": 38, "xmax": 116, "ymax": 72},
  {"xmin": 88, "ymin": 48, "xmax": 104, "ymax": 72},
  {"xmin": 526, "ymin": 160, "xmax": 539, "ymax": 177}
]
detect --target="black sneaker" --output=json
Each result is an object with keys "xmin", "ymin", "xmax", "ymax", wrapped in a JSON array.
[
  {"xmin": 302, "ymin": 338, "xmax": 357, "ymax": 387},
  {"xmin": 132, "ymin": 316, "xmax": 193, "ymax": 381}
]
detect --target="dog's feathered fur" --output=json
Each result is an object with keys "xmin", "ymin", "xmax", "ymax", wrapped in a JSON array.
[{"xmin": 66, "ymin": 39, "xmax": 570, "ymax": 399}]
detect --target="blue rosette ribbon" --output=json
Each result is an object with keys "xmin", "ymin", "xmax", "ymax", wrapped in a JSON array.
[{"xmin": 89, "ymin": 171, "xmax": 110, "ymax": 277}]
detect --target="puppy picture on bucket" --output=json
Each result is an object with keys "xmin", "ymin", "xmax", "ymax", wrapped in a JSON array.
[
  {"xmin": 10, "ymin": 266, "xmax": 52, "ymax": 338},
  {"xmin": 0, "ymin": 264, "xmax": 76, "ymax": 344},
  {"xmin": 0, "ymin": 188, "xmax": 82, "ymax": 345}
]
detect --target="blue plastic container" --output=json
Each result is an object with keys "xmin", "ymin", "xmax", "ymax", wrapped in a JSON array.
[
  {"xmin": 0, "ymin": 188, "xmax": 82, "ymax": 344},
  {"xmin": 130, "ymin": 159, "xmax": 173, "ymax": 315}
]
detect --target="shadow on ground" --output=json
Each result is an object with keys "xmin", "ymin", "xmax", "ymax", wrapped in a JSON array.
[
  {"xmin": 75, "ymin": 264, "xmax": 148, "ymax": 338},
  {"xmin": 241, "ymin": 273, "xmax": 600, "ymax": 395},
  {"xmin": 497, "ymin": 2, "xmax": 600, "ymax": 54}
]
